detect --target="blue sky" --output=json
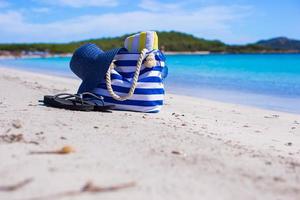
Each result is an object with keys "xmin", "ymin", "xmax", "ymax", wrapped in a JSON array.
[{"xmin": 0, "ymin": 0, "xmax": 299, "ymax": 44}]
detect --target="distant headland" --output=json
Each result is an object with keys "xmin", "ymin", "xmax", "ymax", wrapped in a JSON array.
[{"xmin": 0, "ymin": 31, "xmax": 299, "ymax": 58}]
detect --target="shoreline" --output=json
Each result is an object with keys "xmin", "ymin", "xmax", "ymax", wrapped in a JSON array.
[
  {"xmin": 164, "ymin": 51, "xmax": 210, "ymax": 55},
  {"xmin": 165, "ymin": 51, "xmax": 300, "ymax": 55},
  {"xmin": 1, "ymin": 65, "xmax": 299, "ymax": 115},
  {"xmin": 0, "ymin": 53, "xmax": 72, "ymax": 60},
  {"xmin": 0, "ymin": 67, "xmax": 299, "ymax": 200},
  {"xmin": 0, "ymin": 66, "xmax": 299, "ymax": 117},
  {"xmin": 1, "ymin": 51, "xmax": 300, "ymax": 59}
]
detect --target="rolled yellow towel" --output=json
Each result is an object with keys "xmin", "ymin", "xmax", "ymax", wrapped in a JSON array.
[{"xmin": 124, "ymin": 31, "xmax": 158, "ymax": 53}]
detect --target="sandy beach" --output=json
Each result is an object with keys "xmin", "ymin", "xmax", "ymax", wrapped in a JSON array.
[{"xmin": 0, "ymin": 66, "xmax": 299, "ymax": 200}]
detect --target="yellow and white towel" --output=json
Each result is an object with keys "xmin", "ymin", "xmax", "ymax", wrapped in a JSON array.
[{"xmin": 124, "ymin": 31, "xmax": 158, "ymax": 53}]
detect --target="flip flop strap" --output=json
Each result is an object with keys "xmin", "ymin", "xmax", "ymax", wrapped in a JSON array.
[
  {"xmin": 53, "ymin": 93, "xmax": 104, "ymax": 106},
  {"xmin": 79, "ymin": 92, "xmax": 104, "ymax": 106}
]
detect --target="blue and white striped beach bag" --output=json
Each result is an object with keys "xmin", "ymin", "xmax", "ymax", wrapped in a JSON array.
[{"xmin": 93, "ymin": 49, "xmax": 167, "ymax": 113}]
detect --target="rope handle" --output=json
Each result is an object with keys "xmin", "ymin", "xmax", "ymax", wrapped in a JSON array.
[{"xmin": 106, "ymin": 48, "xmax": 150, "ymax": 101}]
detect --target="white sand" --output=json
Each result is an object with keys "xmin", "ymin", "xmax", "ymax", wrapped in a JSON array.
[{"xmin": 0, "ymin": 67, "xmax": 299, "ymax": 200}]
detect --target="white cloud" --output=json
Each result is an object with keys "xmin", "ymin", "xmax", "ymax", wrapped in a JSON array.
[
  {"xmin": 0, "ymin": 5, "xmax": 252, "ymax": 43},
  {"xmin": 0, "ymin": 11, "xmax": 22, "ymax": 25},
  {"xmin": 138, "ymin": 0, "xmax": 183, "ymax": 12},
  {"xmin": 36, "ymin": 0, "xmax": 118, "ymax": 8},
  {"xmin": 31, "ymin": 7, "xmax": 50, "ymax": 13},
  {"xmin": 0, "ymin": 0, "xmax": 9, "ymax": 8}
]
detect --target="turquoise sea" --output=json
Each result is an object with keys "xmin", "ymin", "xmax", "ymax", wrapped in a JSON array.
[{"xmin": 1, "ymin": 54, "xmax": 300, "ymax": 114}]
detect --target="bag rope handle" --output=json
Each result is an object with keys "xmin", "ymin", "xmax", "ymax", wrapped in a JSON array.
[{"xmin": 106, "ymin": 48, "xmax": 149, "ymax": 101}]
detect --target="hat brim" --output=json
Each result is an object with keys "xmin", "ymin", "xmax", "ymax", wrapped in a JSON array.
[{"xmin": 70, "ymin": 44, "xmax": 126, "ymax": 94}]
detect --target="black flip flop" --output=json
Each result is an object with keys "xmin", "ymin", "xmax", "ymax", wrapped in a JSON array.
[
  {"xmin": 41, "ymin": 93, "xmax": 113, "ymax": 112},
  {"xmin": 78, "ymin": 92, "xmax": 115, "ymax": 112}
]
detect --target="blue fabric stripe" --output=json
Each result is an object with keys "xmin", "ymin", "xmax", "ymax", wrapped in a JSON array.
[
  {"xmin": 102, "ymin": 96, "xmax": 163, "ymax": 107},
  {"xmin": 115, "ymin": 60, "xmax": 162, "ymax": 68},
  {"xmin": 118, "ymin": 51, "xmax": 139, "ymax": 55},
  {"xmin": 115, "ymin": 60, "xmax": 137, "ymax": 66},
  {"xmin": 138, "ymin": 77, "xmax": 162, "ymax": 82},
  {"xmin": 155, "ymin": 53, "xmax": 166, "ymax": 61},
  {"xmin": 114, "ymin": 52, "xmax": 164, "ymax": 67},
  {"xmin": 117, "ymin": 66, "xmax": 163, "ymax": 78},
  {"xmin": 97, "ymin": 83, "xmax": 164, "ymax": 94},
  {"xmin": 110, "ymin": 74, "xmax": 162, "ymax": 83}
]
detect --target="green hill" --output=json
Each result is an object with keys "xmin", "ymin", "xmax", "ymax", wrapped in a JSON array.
[
  {"xmin": 256, "ymin": 37, "xmax": 300, "ymax": 51},
  {"xmin": 0, "ymin": 31, "xmax": 295, "ymax": 54},
  {"xmin": 157, "ymin": 31, "xmax": 227, "ymax": 52}
]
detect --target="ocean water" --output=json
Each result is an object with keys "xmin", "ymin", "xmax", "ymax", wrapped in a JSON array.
[{"xmin": 1, "ymin": 54, "xmax": 300, "ymax": 113}]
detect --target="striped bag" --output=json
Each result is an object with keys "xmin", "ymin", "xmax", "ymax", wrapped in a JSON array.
[{"xmin": 92, "ymin": 31, "xmax": 167, "ymax": 113}]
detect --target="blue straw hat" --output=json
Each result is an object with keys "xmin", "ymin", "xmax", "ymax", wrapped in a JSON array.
[{"xmin": 70, "ymin": 43, "xmax": 125, "ymax": 93}]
